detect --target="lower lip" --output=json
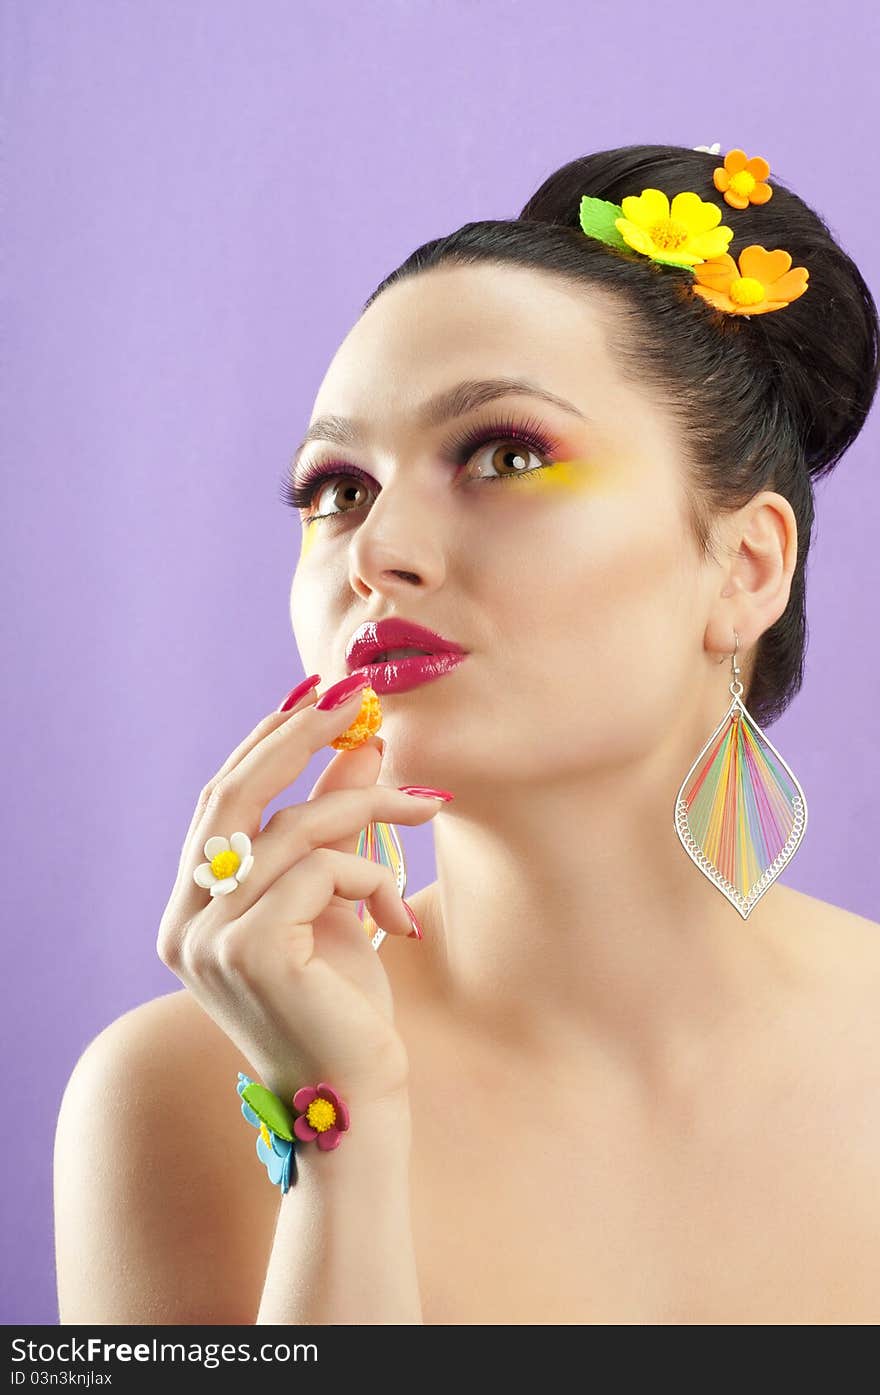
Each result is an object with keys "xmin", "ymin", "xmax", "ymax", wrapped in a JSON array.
[{"xmin": 352, "ymin": 651, "xmax": 469, "ymax": 694}]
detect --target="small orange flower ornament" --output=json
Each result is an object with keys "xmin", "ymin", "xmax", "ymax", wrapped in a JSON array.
[{"xmin": 712, "ymin": 148, "xmax": 773, "ymax": 209}]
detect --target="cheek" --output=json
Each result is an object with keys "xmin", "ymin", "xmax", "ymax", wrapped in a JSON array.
[
  {"xmin": 511, "ymin": 481, "xmax": 691, "ymax": 735},
  {"xmin": 289, "ymin": 555, "xmax": 325, "ymax": 667},
  {"xmin": 298, "ymin": 520, "xmax": 319, "ymax": 564},
  {"xmin": 528, "ymin": 458, "xmax": 615, "ymax": 500},
  {"xmin": 492, "ymin": 458, "xmax": 620, "ymax": 511}
]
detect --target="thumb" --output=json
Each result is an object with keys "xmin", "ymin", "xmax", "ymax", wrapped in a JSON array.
[{"xmin": 306, "ymin": 734, "xmax": 386, "ymax": 857}]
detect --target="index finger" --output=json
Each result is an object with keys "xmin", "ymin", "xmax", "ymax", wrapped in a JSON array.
[
  {"xmin": 178, "ymin": 677, "xmax": 322, "ymax": 858},
  {"xmin": 199, "ymin": 675, "xmax": 372, "ymax": 837}
]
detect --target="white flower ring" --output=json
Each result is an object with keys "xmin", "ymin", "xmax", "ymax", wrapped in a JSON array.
[
  {"xmin": 693, "ymin": 142, "xmax": 722, "ymax": 154},
  {"xmin": 193, "ymin": 832, "xmax": 254, "ymax": 897}
]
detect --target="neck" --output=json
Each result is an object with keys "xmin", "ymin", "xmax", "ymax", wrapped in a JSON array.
[{"xmin": 414, "ymin": 741, "xmax": 801, "ymax": 1092}]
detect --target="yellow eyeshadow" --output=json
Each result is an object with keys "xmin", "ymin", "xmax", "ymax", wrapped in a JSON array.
[
  {"xmin": 526, "ymin": 458, "xmax": 609, "ymax": 495},
  {"xmin": 296, "ymin": 457, "xmax": 606, "ymax": 562},
  {"xmin": 298, "ymin": 518, "xmax": 319, "ymax": 562}
]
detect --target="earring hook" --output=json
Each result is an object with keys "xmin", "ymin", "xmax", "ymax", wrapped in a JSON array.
[{"xmin": 730, "ymin": 628, "xmax": 743, "ymax": 698}]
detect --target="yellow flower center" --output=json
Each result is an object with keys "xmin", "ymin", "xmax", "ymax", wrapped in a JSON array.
[
  {"xmin": 306, "ymin": 1098, "xmax": 337, "ymax": 1132},
  {"xmin": 650, "ymin": 217, "xmax": 689, "ymax": 251},
  {"xmin": 210, "ymin": 849, "xmax": 241, "ymax": 879},
  {"xmin": 728, "ymin": 275, "xmax": 766, "ymax": 307},
  {"xmin": 259, "ymin": 1122, "xmax": 271, "ymax": 1146},
  {"xmin": 729, "ymin": 170, "xmax": 756, "ymax": 198}
]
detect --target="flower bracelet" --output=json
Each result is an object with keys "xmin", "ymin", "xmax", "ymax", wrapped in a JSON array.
[{"xmin": 236, "ymin": 1073, "xmax": 351, "ymax": 1194}]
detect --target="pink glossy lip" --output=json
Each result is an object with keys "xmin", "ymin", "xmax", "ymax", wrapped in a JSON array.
[
  {"xmin": 345, "ymin": 618, "xmax": 467, "ymax": 673},
  {"xmin": 352, "ymin": 651, "xmax": 469, "ymax": 694}
]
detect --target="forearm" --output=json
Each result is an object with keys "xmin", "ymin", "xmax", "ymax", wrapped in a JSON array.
[{"xmin": 256, "ymin": 1093, "xmax": 422, "ymax": 1325}]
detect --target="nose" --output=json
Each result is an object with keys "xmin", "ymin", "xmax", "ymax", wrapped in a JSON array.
[{"xmin": 347, "ymin": 470, "xmax": 447, "ymax": 600}]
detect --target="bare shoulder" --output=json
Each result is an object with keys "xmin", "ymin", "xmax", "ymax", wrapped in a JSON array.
[
  {"xmin": 63, "ymin": 986, "xmax": 260, "ymax": 1099},
  {"xmin": 776, "ymin": 883, "xmax": 880, "ymax": 980},
  {"xmin": 772, "ymin": 885, "xmax": 880, "ymax": 1037},
  {"xmin": 91, "ymin": 985, "xmax": 251, "ymax": 1062},
  {"xmin": 54, "ymin": 990, "xmax": 279, "ymax": 1324},
  {"xmin": 774, "ymin": 884, "xmax": 880, "ymax": 1099}
]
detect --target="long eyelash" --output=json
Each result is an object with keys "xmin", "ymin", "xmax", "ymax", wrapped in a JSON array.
[
  {"xmin": 443, "ymin": 412, "xmax": 558, "ymax": 462},
  {"xmin": 278, "ymin": 460, "xmax": 375, "ymax": 515},
  {"xmin": 278, "ymin": 413, "xmax": 562, "ymax": 521}
]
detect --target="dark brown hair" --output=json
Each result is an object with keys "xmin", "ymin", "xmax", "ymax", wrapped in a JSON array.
[{"xmin": 362, "ymin": 144, "xmax": 879, "ymax": 726}]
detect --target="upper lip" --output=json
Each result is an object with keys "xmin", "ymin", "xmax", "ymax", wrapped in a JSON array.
[{"xmin": 345, "ymin": 618, "xmax": 468, "ymax": 671}]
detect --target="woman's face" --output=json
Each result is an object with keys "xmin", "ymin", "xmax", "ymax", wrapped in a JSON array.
[{"xmin": 288, "ymin": 262, "xmax": 720, "ymax": 795}]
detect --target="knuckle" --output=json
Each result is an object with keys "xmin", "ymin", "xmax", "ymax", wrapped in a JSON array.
[
  {"xmin": 156, "ymin": 909, "xmax": 187, "ymax": 968},
  {"xmin": 203, "ymin": 775, "xmax": 230, "ymax": 809},
  {"xmin": 264, "ymin": 803, "xmax": 302, "ymax": 834},
  {"xmin": 216, "ymin": 925, "xmax": 251, "ymax": 976},
  {"xmin": 308, "ymin": 845, "xmax": 336, "ymax": 874},
  {"xmin": 175, "ymin": 924, "xmax": 202, "ymax": 978},
  {"xmin": 179, "ymin": 937, "xmax": 210, "ymax": 985},
  {"xmin": 305, "ymin": 843, "xmax": 329, "ymax": 865},
  {"xmin": 155, "ymin": 929, "xmax": 180, "ymax": 968},
  {"xmin": 204, "ymin": 773, "xmax": 239, "ymax": 811}
]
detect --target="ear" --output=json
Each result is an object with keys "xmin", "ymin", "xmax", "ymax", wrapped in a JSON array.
[{"xmin": 705, "ymin": 490, "xmax": 799, "ymax": 659}]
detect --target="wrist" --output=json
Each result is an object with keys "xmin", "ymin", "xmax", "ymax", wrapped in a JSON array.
[
  {"xmin": 236, "ymin": 1071, "xmax": 411, "ymax": 1196},
  {"xmin": 291, "ymin": 1090, "xmax": 412, "ymax": 1194}
]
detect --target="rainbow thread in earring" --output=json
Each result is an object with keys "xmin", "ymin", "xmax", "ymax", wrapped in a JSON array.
[
  {"xmin": 674, "ymin": 631, "xmax": 808, "ymax": 919},
  {"xmin": 355, "ymin": 819, "xmax": 407, "ymax": 950}
]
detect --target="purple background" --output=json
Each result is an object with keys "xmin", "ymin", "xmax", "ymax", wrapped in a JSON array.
[{"xmin": 2, "ymin": 0, "xmax": 878, "ymax": 1325}]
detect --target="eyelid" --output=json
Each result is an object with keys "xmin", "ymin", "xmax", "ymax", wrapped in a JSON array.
[
  {"xmin": 292, "ymin": 409, "xmax": 562, "ymax": 485},
  {"xmin": 286, "ymin": 412, "xmax": 564, "ymax": 520}
]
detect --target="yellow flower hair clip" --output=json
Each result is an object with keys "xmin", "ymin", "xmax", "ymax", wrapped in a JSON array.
[{"xmin": 578, "ymin": 145, "xmax": 809, "ymax": 316}]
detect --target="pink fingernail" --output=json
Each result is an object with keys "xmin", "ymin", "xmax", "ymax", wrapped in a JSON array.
[
  {"xmin": 277, "ymin": 674, "xmax": 322, "ymax": 713},
  {"xmin": 402, "ymin": 900, "xmax": 424, "ymax": 939},
  {"xmin": 398, "ymin": 786, "xmax": 455, "ymax": 802},
  {"xmin": 315, "ymin": 673, "xmax": 370, "ymax": 711}
]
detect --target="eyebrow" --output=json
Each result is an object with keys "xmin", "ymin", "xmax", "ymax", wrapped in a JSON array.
[{"xmin": 289, "ymin": 377, "xmax": 591, "ymax": 473}]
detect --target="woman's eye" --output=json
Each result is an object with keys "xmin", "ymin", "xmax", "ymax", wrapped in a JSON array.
[
  {"xmin": 309, "ymin": 474, "xmax": 372, "ymax": 519},
  {"xmin": 289, "ymin": 425, "xmax": 557, "ymax": 524},
  {"xmin": 465, "ymin": 439, "xmax": 547, "ymax": 483}
]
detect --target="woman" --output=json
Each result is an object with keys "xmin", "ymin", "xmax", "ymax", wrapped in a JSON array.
[{"xmin": 54, "ymin": 144, "xmax": 880, "ymax": 1324}]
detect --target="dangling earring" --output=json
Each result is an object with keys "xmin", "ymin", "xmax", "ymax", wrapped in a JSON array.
[
  {"xmin": 673, "ymin": 630, "xmax": 808, "ymax": 919},
  {"xmin": 355, "ymin": 819, "xmax": 407, "ymax": 951}
]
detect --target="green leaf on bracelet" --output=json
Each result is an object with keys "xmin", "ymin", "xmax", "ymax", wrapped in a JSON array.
[{"xmin": 240, "ymin": 1082, "xmax": 295, "ymax": 1141}]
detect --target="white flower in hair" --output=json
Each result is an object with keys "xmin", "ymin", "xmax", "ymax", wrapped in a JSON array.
[
  {"xmin": 193, "ymin": 832, "xmax": 254, "ymax": 896},
  {"xmin": 693, "ymin": 142, "xmax": 722, "ymax": 154}
]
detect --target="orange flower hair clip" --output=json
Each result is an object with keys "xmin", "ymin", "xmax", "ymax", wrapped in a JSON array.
[
  {"xmin": 578, "ymin": 145, "xmax": 809, "ymax": 317},
  {"xmin": 712, "ymin": 147, "xmax": 773, "ymax": 209}
]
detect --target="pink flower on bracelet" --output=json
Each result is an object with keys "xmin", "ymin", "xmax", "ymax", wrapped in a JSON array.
[{"xmin": 292, "ymin": 1083, "xmax": 351, "ymax": 1151}]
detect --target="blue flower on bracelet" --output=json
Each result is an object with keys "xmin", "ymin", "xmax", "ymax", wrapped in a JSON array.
[{"xmin": 236, "ymin": 1072, "xmax": 299, "ymax": 1193}]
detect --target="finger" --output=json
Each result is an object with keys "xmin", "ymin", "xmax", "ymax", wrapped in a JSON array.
[
  {"xmin": 205, "ymin": 678, "xmax": 370, "ymax": 831},
  {"xmin": 215, "ymin": 680, "xmax": 322, "ymax": 786},
  {"xmin": 306, "ymin": 737, "xmax": 383, "ymax": 805},
  {"xmin": 179, "ymin": 845, "xmax": 414, "ymax": 1000},
  {"xmin": 233, "ymin": 845, "xmax": 418, "ymax": 967},
  {"xmin": 178, "ymin": 682, "xmax": 321, "ymax": 862},
  {"xmin": 305, "ymin": 739, "xmax": 385, "ymax": 858},
  {"xmin": 173, "ymin": 678, "xmax": 372, "ymax": 923},
  {"xmin": 194, "ymin": 784, "xmax": 444, "ymax": 932}
]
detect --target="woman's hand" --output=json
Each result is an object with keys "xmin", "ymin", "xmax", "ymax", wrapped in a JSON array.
[{"xmin": 156, "ymin": 676, "xmax": 446, "ymax": 1112}]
